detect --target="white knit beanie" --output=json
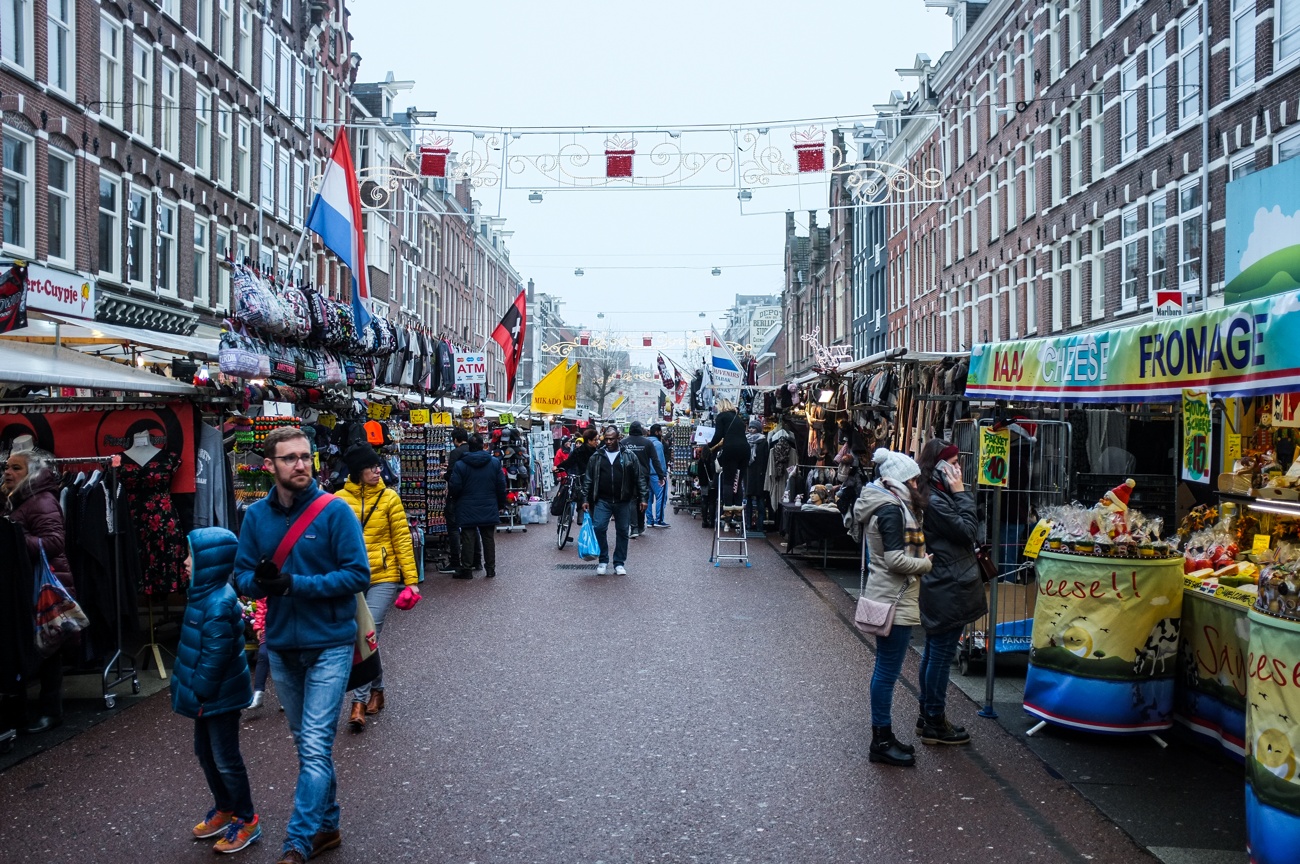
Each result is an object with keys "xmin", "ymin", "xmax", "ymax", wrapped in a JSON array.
[{"xmin": 872, "ymin": 447, "xmax": 920, "ymax": 483}]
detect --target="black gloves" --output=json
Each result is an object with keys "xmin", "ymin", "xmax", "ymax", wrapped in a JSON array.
[{"xmin": 254, "ymin": 559, "xmax": 292, "ymax": 596}]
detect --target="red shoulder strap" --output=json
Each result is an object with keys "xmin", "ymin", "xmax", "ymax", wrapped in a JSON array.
[{"xmin": 272, "ymin": 492, "xmax": 337, "ymax": 569}]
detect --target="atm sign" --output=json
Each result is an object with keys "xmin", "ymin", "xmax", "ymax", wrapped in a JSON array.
[{"xmin": 455, "ymin": 352, "xmax": 487, "ymax": 384}]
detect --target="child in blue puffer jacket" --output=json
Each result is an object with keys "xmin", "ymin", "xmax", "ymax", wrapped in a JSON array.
[{"xmin": 171, "ymin": 527, "xmax": 261, "ymax": 854}]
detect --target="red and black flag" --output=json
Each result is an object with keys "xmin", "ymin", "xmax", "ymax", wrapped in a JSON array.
[
  {"xmin": 0, "ymin": 263, "xmax": 28, "ymax": 334},
  {"xmin": 491, "ymin": 289, "xmax": 527, "ymax": 400}
]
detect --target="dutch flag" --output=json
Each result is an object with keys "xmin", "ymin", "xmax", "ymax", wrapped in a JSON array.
[{"xmin": 306, "ymin": 128, "xmax": 370, "ymax": 329}]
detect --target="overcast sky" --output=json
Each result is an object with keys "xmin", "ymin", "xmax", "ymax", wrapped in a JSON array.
[{"xmin": 348, "ymin": 1, "xmax": 953, "ymax": 365}]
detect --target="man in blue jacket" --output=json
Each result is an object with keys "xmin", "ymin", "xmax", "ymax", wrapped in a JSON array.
[
  {"xmin": 235, "ymin": 426, "xmax": 370, "ymax": 864},
  {"xmin": 448, "ymin": 433, "xmax": 507, "ymax": 579}
]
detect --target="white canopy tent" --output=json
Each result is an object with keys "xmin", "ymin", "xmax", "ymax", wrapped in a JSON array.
[
  {"xmin": 3, "ymin": 314, "xmax": 220, "ymax": 360},
  {"xmin": 0, "ymin": 339, "xmax": 196, "ymax": 395}
]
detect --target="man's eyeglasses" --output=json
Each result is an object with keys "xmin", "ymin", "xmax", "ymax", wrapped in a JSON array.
[{"xmin": 271, "ymin": 454, "xmax": 313, "ymax": 466}]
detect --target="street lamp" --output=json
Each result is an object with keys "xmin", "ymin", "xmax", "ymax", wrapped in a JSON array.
[
  {"xmin": 528, "ymin": 190, "xmax": 543, "ymax": 203},
  {"xmin": 574, "ymin": 268, "xmax": 584, "ymax": 276},
  {"xmin": 737, "ymin": 189, "xmax": 753, "ymax": 202},
  {"xmin": 711, "ymin": 267, "xmax": 721, "ymax": 276}
]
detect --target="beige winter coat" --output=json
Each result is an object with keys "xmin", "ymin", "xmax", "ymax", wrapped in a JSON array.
[{"xmin": 852, "ymin": 483, "xmax": 932, "ymax": 627}]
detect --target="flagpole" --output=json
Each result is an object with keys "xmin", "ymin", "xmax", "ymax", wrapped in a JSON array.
[{"xmin": 287, "ymin": 228, "xmax": 310, "ymax": 283}]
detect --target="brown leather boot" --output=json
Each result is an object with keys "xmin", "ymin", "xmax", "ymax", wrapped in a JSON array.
[
  {"xmin": 365, "ymin": 690, "xmax": 384, "ymax": 715},
  {"xmin": 348, "ymin": 701, "xmax": 366, "ymax": 732}
]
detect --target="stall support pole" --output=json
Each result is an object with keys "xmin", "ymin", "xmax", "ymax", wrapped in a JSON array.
[
  {"xmin": 979, "ymin": 487, "xmax": 1002, "ymax": 720},
  {"xmin": 138, "ymin": 595, "xmax": 171, "ymax": 680}
]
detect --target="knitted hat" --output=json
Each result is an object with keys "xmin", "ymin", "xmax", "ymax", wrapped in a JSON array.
[
  {"xmin": 748, "ymin": 417, "xmax": 761, "ymax": 431},
  {"xmin": 343, "ymin": 444, "xmax": 383, "ymax": 479},
  {"xmin": 872, "ymin": 447, "xmax": 920, "ymax": 483},
  {"xmin": 1102, "ymin": 478, "xmax": 1136, "ymax": 511},
  {"xmin": 938, "ymin": 442, "xmax": 960, "ymax": 462}
]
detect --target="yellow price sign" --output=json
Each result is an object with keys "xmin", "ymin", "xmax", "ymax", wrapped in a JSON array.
[
  {"xmin": 978, "ymin": 427, "xmax": 1011, "ymax": 487},
  {"xmin": 431, "ymin": 412, "xmax": 453, "ymax": 426},
  {"xmin": 499, "ymin": 412, "xmax": 515, "ymax": 425},
  {"xmin": 367, "ymin": 403, "xmax": 392, "ymax": 420},
  {"xmin": 409, "ymin": 409, "xmax": 430, "ymax": 426},
  {"xmin": 317, "ymin": 414, "xmax": 337, "ymax": 429},
  {"xmin": 1253, "ymin": 533, "xmax": 1273, "ymax": 556},
  {"xmin": 1023, "ymin": 518, "xmax": 1052, "ymax": 559}
]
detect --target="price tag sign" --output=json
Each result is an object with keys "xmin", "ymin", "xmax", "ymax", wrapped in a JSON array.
[
  {"xmin": 1023, "ymin": 518, "xmax": 1052, "ymax": 559},
  {"xmin": 499, "ymin": 412, "xmax": 515, "ymax": 425},
  {"xmin": 317, "ymin": 413, "xmax": 337, "ymax": 429},
  {"xmin": 978, "ymin": 427, "xmax": 1010, "ymax": 487},
  {"xmin": 313, "ymin": 452, "xmax": 321, "ymax": 472},
  {"xmin": 1224, "ymin": 434, "xmax": 1242, "ymax": 469},
  {"xmin": 409, "ymin": 409, "xmax": 430, "ymax": 426},
  {"xmin": 1181, "ymin": 389, "xmax": 1212, "ymax": 483},
  {"xmin": 432, "ymin": 412, "xmax": 452, "ymax": 426},
  {"xmin": 1253, "ymin": 533, "xmax": 1272, "ymax": 556},
  {"xmin": 367, "ymin": 403, "xmax": 392, "ymax": 421}
]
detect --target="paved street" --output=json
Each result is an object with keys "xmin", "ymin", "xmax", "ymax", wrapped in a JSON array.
[{"xmin": 0, "ymin": 521, "xmax": 1152, "ymax": 863}]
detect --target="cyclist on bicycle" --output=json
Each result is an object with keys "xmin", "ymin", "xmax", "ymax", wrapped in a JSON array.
[{"xmin": 557, "ymin": 427, "xmax": 599, "ymax": 523}]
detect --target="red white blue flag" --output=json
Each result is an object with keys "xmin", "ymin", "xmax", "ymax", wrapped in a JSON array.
[{"xmin": 306, "ymin": 129, "xmax": 370, "ymax": 328}]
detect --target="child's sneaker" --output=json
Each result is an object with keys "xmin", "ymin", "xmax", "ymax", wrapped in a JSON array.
[
  {"xmin": 213, "ymin": 814, "xmax": 261, "ymax": 853},
  {"xmin": 249, "ymin": 690, "xmax": 264, "ymax": 709},
  {"xmin": 192, "ymin": 809, "xmax": 234, "ymax": 839}
]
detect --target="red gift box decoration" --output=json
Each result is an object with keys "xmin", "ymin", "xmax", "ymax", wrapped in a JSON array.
[
  {"xmin": 642, "ymin": 334, "xmax": 653, "ymax": 347},
  {"xmin": 604, "ymin": 135, "xmax": 636, "ymax": 178},
  {"xmin": 791, "ymin": 126, "xmax": 827, "ymax": 173},
  {"xmin": 419, "ymin": 147, "xmax": 450, "ymax": 177},
  {"xmin": 578, "ymin": 331, "xmax": 591, "ymax": 346}
]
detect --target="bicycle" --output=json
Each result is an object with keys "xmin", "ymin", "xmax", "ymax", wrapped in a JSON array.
[{"xmin": 554, "ymin": 472, "xmax": 578, "ymax": 550}]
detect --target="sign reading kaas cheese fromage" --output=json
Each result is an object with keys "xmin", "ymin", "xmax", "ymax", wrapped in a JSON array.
[{"xmin": 967, "ymin": 292, "xmax": 1300, "ymax": 404}]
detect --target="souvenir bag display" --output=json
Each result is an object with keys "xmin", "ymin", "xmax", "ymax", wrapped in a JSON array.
[
  {"xmin": 267, "ymin": 342, "xmax": 298, "ymax": 380},
  {"xmin": 302, "ymin": 285, "xmax": 330, "ymax": 343},
  {"xmin": 258, "ymin": 276, "xmax": 290, "ymax": 336},
  {"xmin": 233, "ymin": 266, "xmax": 277, "ymax": 330},
  {"xmin": 279, "ymin": 284, "xmax": 313, "ymax": 340},
  {"xmin": 33, "ymin": 543, "xmax": 90, "ymax": 656},
  {"xmin": 351, "ymin": 356, "xmax": 376, "ymax": 391},
  {"xmin": 322, "ymin": 350, "xmax": 346, "ymax": 385},
  {"xmin": 218, "ymin": 320, "xmax": 263, "ymax": 378},
  {"xmin": 297, "ymin": 347, "xmax": 322, "ymax": 385}
]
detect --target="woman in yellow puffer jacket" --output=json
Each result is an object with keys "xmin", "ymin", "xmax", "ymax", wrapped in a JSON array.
[{"xmin": 336, "ymin": 444, "xmax": 419, "ymax": 732}]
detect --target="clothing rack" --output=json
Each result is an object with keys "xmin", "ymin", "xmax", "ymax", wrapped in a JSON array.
[{"xmin": 50, "ymin": 455, "xmax": 139, "ymax": 709}]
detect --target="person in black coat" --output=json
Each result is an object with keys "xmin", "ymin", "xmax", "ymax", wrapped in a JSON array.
[
  {"xmin": 448, "ymin": 434, "xmax": 506, "ymax": 580},
  {"xmin": 442, "ymin": 426, "xmax": 470, "ymax": 574},
  {"xmin": 622, "ymin": 421, "xmax": 664, "ymax": 537},
  {"xmin": 915, "ymin": 438, "xmax": 986, "ymax": 746},
  {"xmin": 558, "ymin": 427, "xmax": 599, "ymax": 522},
  {"xmin": 743, "ymin": 417, "xmax": 770, "ymax": 534},
  {"xmin": 706, "ymin": 399, "xmax": 751, "ymax": 518}
]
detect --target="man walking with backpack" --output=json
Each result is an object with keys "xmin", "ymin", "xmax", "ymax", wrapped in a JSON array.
[
  {"xmin": 621, "ymin": 421, "xmax": 663, "ymax": 538},
  {"xmin": 235, "ymin": 427, "xmax": 371, "ymax": 864}
]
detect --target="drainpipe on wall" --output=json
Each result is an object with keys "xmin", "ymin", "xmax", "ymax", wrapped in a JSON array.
[{"xmin": 1199, "ymin": 0, "xmax": 1210, "ymax": 313}]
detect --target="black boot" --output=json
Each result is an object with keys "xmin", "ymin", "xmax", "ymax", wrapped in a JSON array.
[
  {"xmin": 919, "ymin": 714, "xmax": 971, "ymax": 745},
  {"xmin": 869, "ymin": 725, "xmax": 916, "ymax": 767}
]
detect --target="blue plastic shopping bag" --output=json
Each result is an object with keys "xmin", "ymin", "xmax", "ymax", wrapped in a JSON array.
[{"xmin": 576, "ymin": 517, "xmax": 599, "ymax": 561}]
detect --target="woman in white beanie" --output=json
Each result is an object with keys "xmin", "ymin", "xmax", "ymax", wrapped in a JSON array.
[{"xmin": 852, "ymin": 447, "xmax": 933, "ymax": 767}]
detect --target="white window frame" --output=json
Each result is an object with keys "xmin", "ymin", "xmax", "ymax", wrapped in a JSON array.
[
  {"xmin": 215, "ymin": 102, "xmax": 232, "ymax": 187},
  {"xmin": 236, "ymin": 2, "xmax": 252, "ymax": 80},
  {"xmin": 1149, "ymin": 41, "xmax": 1169, "ymax": 143},
  {"xmin": 1149, "ymin": 197, "xmax": 1168, "ymax": 299},
  {"xmin": 1006, "ymin": 150, "xmax": 1017, "ymax": 231},
  {"xmin": 237, "ymin": 118, "xmax": 252, "ymax": 193},
  {"xmin": 1091, "ymin": 224, "xmax": 1106, "ymax": 320},
  {"xmin": 1277, "ymin": 127, "xmax": 1300, "ymax": 164},
  {"xmin": 259, "ymin": 134, "xmax": 275, "ymax": 211},
  {"xmin": 1278, "ymin": 0, "xmax": 1300, "ymax": 68},
  {"xmin": 97, "ymin": 173, "xmax": 121, "ymax": 281},
  {"xmin": 160, "ymin": 60, "xmax": 180, "ymax": 160},
  {"xmin": 281, "ymin": 0, "xmax": 292, "ymax": 23},
  {"xmin": 1089, "ymin": 0, "xmax": 1103, "ymax": 48},
  {"xmin": 278, "ymin": 47, "xmax": 290, "ymax": 113},
  {"xmin": 46, "ymin": 0, "xmax": 74, "ymax": 97},
  {"xmin": 132, "ymin": 37, "xmax": 153, "ymax": 143},
  {"xmin": 1231, "ymin": 151, "xmax": 1257, "ymax": 180},
  {"xmin": 1231, "ymin": 0, "xmax": 1257, "ymax": 92},
  {"xmin": 1025, "ymin": 141, "xmax": 1037, "ymax": 217},
  {"xmin": 277, "ymin": 149, "xmax": 290, "ymax": 222},
  {"xmin": 159, "ymin": 0, "xmax": 177, "ymax": 20},
  {"xmin": 46, "ymin": 148, "xmax": 74, "ymax": 267},
  {"xmin": 1023, "ymin": 27, "xmax": 1036, "ymax": 102},
  {"xmin": 1089, "ymin": 89, "xmax": 1105, "ymax": 181},
  {"xmin": 194, "ymin": 218, "xmax": 211, "ymax": 306},
  {"xmin": 126, "ymin": 186, "xmax": 151, "ymax": 288},
  {"xmin": 158, "ymin": 200, "xmax": 178, "ymax": 296},
  {"xmin": 1120, "ymin": 59, "xmax": 1138, "ymax": 159},
  {"xmin": 968, "ymin": 186, "xmax": 978, "ymax": 253},
  {"xmin": 1179, "ymin": 11, "xmax": 1202, "ymax": 126},
  {"xmin": 1120, "ymin": 0, "xmax": 1139, "ymax": 19},
  {"xmin": 195, "ymin": 0, "xmax": 212, "ymax": 47},
  {"xmin": 1065, "ymin": 0, "xmax": 1081, "ymax": 67},
  {"xmin": 215, "ymin": 225, "xmax": 232, "ymax": 309},
  {"xmin": 1, "ymin": 127, "xmax": 34, "ymax": 257},
  {"xmin": 1050, "ymin": 246, "xmax": 1064, "ymax": 332},
  {"xmin": 99, "ymin": 13, "xmax": 123, "ymax": 127},
  {"xmin": 1050, "ymin": 119, "xmax": 1063, "ymax": 206},
  {"xmin": 1067, "ymin": 108, "xmax": 1084, "ymax": 195},
  {"xmin": 216, "ymin": 0, "xmax": 234, "ymax": 66},
  {"xmin": 261, "ymin": 32, "xmax": 276, "ymax": 101},
  {"xmin": 1179, "ymin": 181, "xmax": 1202, "ymax": 290},
  {"xmin": 2, "ymin": 0, "xmax": 34, "ymax": 78},
  {"xmin": 1121, "ymin": 206, "xmax": 1140, "ymax": 307},
  {"xmin": 1026, "ymin": 255, "xmax": 1038, "ymax": 334},
  {"xmin": 294, "ymin": 60, "xmax": 306, "ymax": 129},
  {"xmin": 194, "ymin": 86, "xmax": 212, "ymax": 177},
  {"xmin": 293, "ymin": 158, "xmax": 306, "ymax": 225}
]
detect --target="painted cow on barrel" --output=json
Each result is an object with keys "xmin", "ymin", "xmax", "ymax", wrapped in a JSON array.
[{"xmin": 1133, "ymin": 618, "xmax": 1180, "ymax": 675}]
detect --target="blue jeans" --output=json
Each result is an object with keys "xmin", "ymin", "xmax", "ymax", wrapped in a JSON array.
[
  {"xmin": 352, "ymin": 581, "xmax": 402, "ymax": 704},
  {"xmin": 252, "ymin": 642, "xmax": 270, "ymax": 692},
  {"xmin": 919, "ymin": 627, "xmax": 963, "ymax": 717},
  {"xmin": 870, "ymin": 625, "xmax": 914, "ymax": 727},
  {"xmin": 269, "ymin": 643, "xmax": 352, "ymax": 857},
  {"xmin": 194, "ymin": 711, "xmax": 254, "ymax": 821},
  {"xmin": 592, "ymin": 499, "xmax": 632, "ymax": 566},
  {"xmin": 648, "ymin": 474, "xmax": 667, "ymax": 524}
]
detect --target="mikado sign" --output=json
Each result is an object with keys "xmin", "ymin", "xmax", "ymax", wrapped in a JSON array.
[
  {"xmin": 454, "ymin": 352, "xmax": 486, "ymax": 385},
  {"xmin": 967, "ymin": 291, "xmax": 1300, "ymax": 403}
]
